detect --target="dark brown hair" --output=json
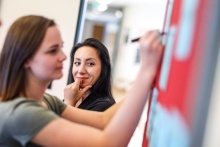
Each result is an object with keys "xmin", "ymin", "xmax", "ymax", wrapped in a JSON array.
[{"xmin": 0, "ymin": 15, "xmax": 56, "ymax": 101}]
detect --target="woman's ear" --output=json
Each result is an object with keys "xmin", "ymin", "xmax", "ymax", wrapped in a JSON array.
[{"xmin": 24, "ymin": 59, "xmax": 31, "ymax": 68}]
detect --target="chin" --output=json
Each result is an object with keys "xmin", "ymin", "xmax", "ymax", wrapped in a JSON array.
[{"xmin": 54, "ymin": 73, "xmax": 63, "ymax": 79}]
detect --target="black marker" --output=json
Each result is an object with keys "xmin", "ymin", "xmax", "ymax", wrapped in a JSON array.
[{"xmin": 131, "ymin": 32, "xmax": 166, "ymax": 42}]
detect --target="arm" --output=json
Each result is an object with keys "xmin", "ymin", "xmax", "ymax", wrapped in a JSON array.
[
  {"xmin": 32, "ymin": 31, "xmax": 163, "ymax": 146},
  {"xmin": 61, "ymin": 98, "xmax": 124, "ymax": 129}
]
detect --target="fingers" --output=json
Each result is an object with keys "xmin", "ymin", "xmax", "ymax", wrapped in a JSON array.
[
  {"xmin": 138, "ymin": 30, "xmax": 164, "ymax": 73},
  {"xmin": 139, "ymin": 30, "xmax": 161, "ymax": 47},
  {"xmin": 64, "ymin": 78, "xmax": 92, "ymax": 103},
  {"xmin": 81, "ymin": 85, "xmax": 92, "ymax": 94},
  {"xmin": 152, "ymin": 34, "xmax": 162, "ymax": 50},
  {"xmin": 140, "ymin": 30, "xmax": 163, "ymax": 51},
  {"xmin": 74, "ymin": 78, "xmax": 81, "ymax": 89}
]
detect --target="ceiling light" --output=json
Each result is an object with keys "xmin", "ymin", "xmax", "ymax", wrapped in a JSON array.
[
  {"xmin": 97, "ymin": 4, "xmax": 108, "ymax": 11},
  {"xmin": 115, "ymin": 10, "xmax": 123, "ymax": 18}
]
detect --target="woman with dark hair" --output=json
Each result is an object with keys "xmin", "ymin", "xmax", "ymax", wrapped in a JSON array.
[
  {"xmin": 0, "ymin": 15, "xmax": 163, "ymax": 147},
  {"xmin": 65, "ymin": 38, "xmax": 115, "ymax": 111}
]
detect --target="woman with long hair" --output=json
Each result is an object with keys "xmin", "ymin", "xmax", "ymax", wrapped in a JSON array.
[{"xmin": 65, "ymin": 38, "xmax": 115, "ymax": 111}]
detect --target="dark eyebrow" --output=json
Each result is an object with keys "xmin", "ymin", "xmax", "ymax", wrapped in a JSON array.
[
  {"xmin": 74, "ymin": 58, "xmax": 97, "ymax": 61},
  {"xmin": 86, "ymin": 58, "xmax": 97, "ymax": 61}
]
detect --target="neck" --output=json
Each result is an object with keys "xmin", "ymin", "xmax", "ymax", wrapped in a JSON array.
[
  {"xmin": 26, "ymin": 84, "xmax": 47, "ymax": 101},
  {"xmin": 23, "ymin": 77, "xmax": 49, "ymax": 102}
]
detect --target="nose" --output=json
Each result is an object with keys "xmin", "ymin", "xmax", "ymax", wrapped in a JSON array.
[
  {"xmin": 78, "ymin": 64, "xmax": 86, "ymax": 74},
  {"xmin": 59, "ymin": 50, "xmax": 67, "ymax": 61}
]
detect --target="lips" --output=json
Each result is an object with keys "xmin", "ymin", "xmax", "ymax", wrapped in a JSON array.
[
  {"xmin": 77, "ymin": 77, "xmax": 89, "ymax": 80},
  {"xmin": 56, "ymin": 66, "xmax": 63, "ymax": 70}
]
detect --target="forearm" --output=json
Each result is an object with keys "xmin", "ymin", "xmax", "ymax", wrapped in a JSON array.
[
  {"xmin": 102, "ymin": 99, "xmax": 124, "ymax": 127},
  {"xmin": 61, "ymin": 99, "xmax": 124, "ymax": 130},
  {"xmin": 61, "ymin": 106, "xmax": 104, "ymax": 129},
  {"xmin": 103, "ymin": 70, "xmax": 155, "ymax": 146}
]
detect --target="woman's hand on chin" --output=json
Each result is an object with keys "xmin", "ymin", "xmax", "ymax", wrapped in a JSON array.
[{"xmin": 64, "ymin": 78, "xmax": 92, "ymax": 106}]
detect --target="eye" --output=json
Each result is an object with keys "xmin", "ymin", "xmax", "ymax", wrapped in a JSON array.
[
  {"xmin": 74, "ymin": 62, "xmax": 80, "ymax": 66},
  {"xmin": 48, "ymin": 48, "xmax": 58, "ymax": 54},
  {"xmin": 87, "ymin": 62, "xmax": 95, "ymax": 66},
  {"xmin": 47, "ymin": 44, "xmax": 62, "ymax": 54}
]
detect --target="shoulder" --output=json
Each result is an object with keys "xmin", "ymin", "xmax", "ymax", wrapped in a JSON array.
[
  {"xmin": 0, "ymin": 97, "xmax": 45, "ymax": 119},
  {"xmin": 43, "ymin": 93, "xmax": 67, "ymax": 115},
  {"xmin": 91, "ymin": 98, "xmax": 115, "ymax": 111},
  {"xmin": 43, "ymin": 92, "xmax": 64, "ymax": 106},
  {"xmin": 44, "ymin": 92, "xmax": 59, "ymax": 102},
  {"xmin": 89, "ymin": 93, "xmax": 116, "ymax": 104},
  {"xmin": 79, "ymin": 95, "xmax": 115, "ymax": 111},
  {"xmin": 0, "ymin": 98, "xmax": 58, "ymax": 146},
  {"xmin": 0, "ymin": 98, "xmax": 31, "ymax": 122},
  {"xmin": 94, "ymin": 96, "xmax": 115, "ymax": 104},
  {"xmin": 5, "ymin": 97, "xmax": 58, "ymax": 126}
]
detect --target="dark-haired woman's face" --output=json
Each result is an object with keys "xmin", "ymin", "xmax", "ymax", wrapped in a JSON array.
[{"xmin": 72, "ymin": 46, "xmax": 101, "ymax": 88}]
